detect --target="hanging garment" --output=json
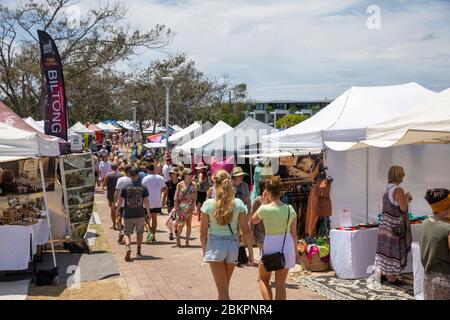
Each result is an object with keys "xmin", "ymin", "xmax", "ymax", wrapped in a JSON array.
[
  {"xmin": 250, "ymin": 165, "xmax": 262, "ymax": 204},
  {"xmin": 305, "ymin": 180, "xmax": 332, "ymax": 237}
]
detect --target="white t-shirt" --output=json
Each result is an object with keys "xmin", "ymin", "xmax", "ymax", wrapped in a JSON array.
[
  {"xmin": 162, "ymin": 164, "xmax": 171, "ymax": 181},
  {"xmin": 142, "ymin": 174, "xmax": 166, "ymax": 209},
  {"xmin": 116, "ymin": 176, "xmax": 132, "ymax": 208}
]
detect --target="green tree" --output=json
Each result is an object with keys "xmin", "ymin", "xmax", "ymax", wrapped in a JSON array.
[
  {"xmin": 0, "ymin": 0, "xmax": 172, "ymax": 119},
  {"xmin": 276, "ymin": 114, "xmax": 309, "ymax": 129},
  {"xmin": 289, "ymin": 105, "xmax": 297, "ymax": 114}
]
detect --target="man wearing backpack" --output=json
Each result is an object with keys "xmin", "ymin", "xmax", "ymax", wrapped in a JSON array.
[{"xmin": 118, "ymin": 167, "xmax": 150, "ymax": 262}]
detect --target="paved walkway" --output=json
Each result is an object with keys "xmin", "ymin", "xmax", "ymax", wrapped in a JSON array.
[{"xmin": 95, "ymin": 190, "xmax": 325, "ymax": 300}]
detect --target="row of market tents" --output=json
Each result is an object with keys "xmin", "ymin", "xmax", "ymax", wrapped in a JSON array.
[{"xmin": 2, "ymin": 81, "xmax": 450, "ymax": 232}]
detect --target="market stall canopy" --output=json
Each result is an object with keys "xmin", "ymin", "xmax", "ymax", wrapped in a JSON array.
[
  {"xmin": 202, "ymin": 117, "xmax": 277, "ymax": 155},
  {"xmin": 174, "ymin": 121, "xmax": 233, "ymax": 154},
  {"xmin": 327, "ymin": 88, "xmax": 450, "ymax": 151},
  {"xmin": 24, "ymin": 117, "xmax": 45, "ymax": 134},
  {"xmin": 69, "ymin": 122, "xmax": 95, "ymax": 135},
  {"xmin": 143, "ymin": 142, "xmax": 167, "ymax": 149},
  {"xmin": 172, "ymin": 125, "xmax": 184, "ymax": 132},
  {"xmin": 87, "ymin": 123, "xmax": 101, "ymax": 132},
  {"xmin": 0, "ymin": 101, "xmax": 60, "ymax": 156},
  {"xmin": 117, "ymin": 120, "xmax": 138, "ymax": 131},
  {"xmin": 169, "ymin": 121, "xmax": 213, "ymax": 145},
  {"xmin": 105, "ymin": 123, "xmax": 121, "ymax": 132},
  {"xmin": 261, "ymin": 82, "xmax": 436, "ymax": 151}
]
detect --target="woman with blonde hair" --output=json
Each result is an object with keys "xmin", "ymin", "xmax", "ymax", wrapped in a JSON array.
[
  {"xmin": 200, "ymin": 170, "xmax": 254, "ymax": 300},
  {"xmin": 374, "ymin": 166, "xmax": 413, "ymax": 284}
]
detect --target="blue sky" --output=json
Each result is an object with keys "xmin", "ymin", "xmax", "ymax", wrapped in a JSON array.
[{"xmin": 5, "ymin": 0, "xmax": 450, "ymax": 100}]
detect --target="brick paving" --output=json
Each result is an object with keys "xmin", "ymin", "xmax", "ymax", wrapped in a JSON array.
[{"xmin": 95, "ymin": 189, "xmax": 325, "ymax": 300}]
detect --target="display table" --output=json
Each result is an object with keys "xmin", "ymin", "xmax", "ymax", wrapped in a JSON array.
[
  {"xmin": 330, "ymin": 224, "xmax": 422, "ymax": 279},
  {"xmin": 0, "ymin": 219, "xmax": 49, "ymax": 271},
  {"xmin": 411, "ymin": 242, "xmax": 424, "ymax": 300}
]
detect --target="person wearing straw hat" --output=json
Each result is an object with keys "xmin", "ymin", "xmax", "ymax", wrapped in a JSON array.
[
  {"xmin": 231, "ymin": 167, "xmax": 251, "ymax": 215},
  {"xmin": 195, "ymin": 162, "xmax": 211, "ymax": 222},
  {"xmin": 421, "ymin": 188, "xmax": 450, "ymax": 300}
]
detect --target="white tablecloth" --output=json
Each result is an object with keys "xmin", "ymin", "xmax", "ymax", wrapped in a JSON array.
[
  {"xmin": 0, "ymin": 219, "xmax": 50, "ymax": 271},
  {"xmin": 330, "ymin": 224, "xmax": 423, "ymax": 279},
  {"xmin": 411, "ymin": 242, "xmax": 424, "ymax": 300}
]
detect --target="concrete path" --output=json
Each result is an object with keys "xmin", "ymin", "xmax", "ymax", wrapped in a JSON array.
[{"xmin": 95, "ymin": 190, "xmax": 325, "ymax": 300}]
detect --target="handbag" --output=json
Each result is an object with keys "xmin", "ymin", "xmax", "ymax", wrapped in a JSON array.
[
  {"xmin": 227, "ymin": 224, "xmax": 248, "ymax": 264},
  {"xmin": 261, "ymin": 206, "xmax": 291, "ymax": 272}
]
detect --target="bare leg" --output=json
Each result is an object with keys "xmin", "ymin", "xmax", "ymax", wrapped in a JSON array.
[
  {"xmin": 151, "ymin": 213, "xmax": 158, "ymax": 236},
  {"xmin": 209, "ymin": 262, "xmax": 232, "ymax": 300},
  {"xmin": 185, "ymin": 214, "xmax": 192, "ymax": 246},
  {"xmin": 274, "ymin": 269, "xmax": 289, "ymax": 300},
  {"xmin": 259, "ymin": 264, "xmax": 273, "ymax": 300},
  {"xmin": 110, "ymin": 205, "xmax": 116, "ymax": 229},
  {"xmin": 196, "ymin": 203, "xmax": 202, "ymax": 222}
]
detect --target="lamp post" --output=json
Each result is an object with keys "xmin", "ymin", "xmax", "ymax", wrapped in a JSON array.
[
  {"xmin": 131, "ymin": 100, "xmax": 138, "ymax": 144},
  {"xmin": 162, "ymin": 76, "xmax": 174, "ymax": 151}
]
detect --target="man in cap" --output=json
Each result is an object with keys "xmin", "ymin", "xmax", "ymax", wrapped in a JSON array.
[{"xmin": 117, "ymin": 167, "xmax": 150, "ymax": 261}]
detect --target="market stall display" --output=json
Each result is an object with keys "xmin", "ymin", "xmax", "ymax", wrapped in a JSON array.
[
  {"xmin": 298, "ymin": 237, "xmax": 330, "ymax": 272},
  {"xmin": 330, "ymin": 223, "xmax": 423, "ymax": 279}
]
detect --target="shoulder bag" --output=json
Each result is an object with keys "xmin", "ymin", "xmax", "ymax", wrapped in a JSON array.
[
  {"xmin": 227, "ymin": 223, "xmax": 249, "ymax": 264},
  {"xmin": 261, "ymin": 205, "xmax": 291, "ymax": 272}
]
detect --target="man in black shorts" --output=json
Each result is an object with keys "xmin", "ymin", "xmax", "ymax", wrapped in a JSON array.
[{"xmin": 141, "ymin": 164, "xmax": 167, "ymax": 243}]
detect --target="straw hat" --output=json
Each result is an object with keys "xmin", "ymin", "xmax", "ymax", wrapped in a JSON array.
[
  {"xmin": 169, "ymin": 166, "xmax": 179, "ymax": 174},
  {"xmin": 232, "ymin": 166, "xmax": 248, "ymax": 177},
  {"xmin": 195, "ymin": 162, "xmax": 208, "ymax": 170}
]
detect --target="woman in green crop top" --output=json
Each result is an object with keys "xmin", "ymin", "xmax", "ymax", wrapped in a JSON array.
[
  {"xmin": 252, "ymin": 177, "xmax": 298, "ymax": 300},
  {"xmin": 421, "ymin": 188, "xmax": 450, "ymax": 300}
]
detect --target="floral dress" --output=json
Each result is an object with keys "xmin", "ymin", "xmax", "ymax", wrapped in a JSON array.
[{"xmin": 174, "ymin": 181, "xmax": 197, "ymax": 224}]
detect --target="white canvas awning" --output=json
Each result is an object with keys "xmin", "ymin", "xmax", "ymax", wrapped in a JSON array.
[
  {"xmin": 261, "ymin": 82, "xmax": 436, "ymax": 151},
  {"xmin": 328, "ymin": 88, "xmax": 450, "ymax": 150},
  {"xmin": 169, "ymin": 121, "xmax": 213, "ymax": 145},
  {"xmin": 69, "ymin": 122, "xmax": 95, "ymax": 135},
  {"xmin": 174, "ymin": 121, "xmax": 233, "ymax": 154},
  {"xmin": 24, "ymin": 117, "xmax": 45, "ymax": 134},
  {"xmin": 203, "ymin": 117, "xmax": 277, "ymax": 155}
]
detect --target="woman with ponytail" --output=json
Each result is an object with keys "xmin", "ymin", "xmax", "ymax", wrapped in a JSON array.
[
  {"xmin": 200, "ymin": 170, "xmax": 254, "ymax": 300},
  {"xmin": 421, "ymin": 188, "xmax": 450, "ymax": 300}
]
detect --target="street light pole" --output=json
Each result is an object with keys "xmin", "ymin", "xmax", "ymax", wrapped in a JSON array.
[{"xmin": 162, "ymin": 76, "xmax": 174, "ymax": 151}]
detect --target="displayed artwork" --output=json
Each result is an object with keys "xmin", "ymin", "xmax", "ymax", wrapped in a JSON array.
[
  {"xmin": 277, "ymin": 155, "xmax": 321, "ymax": 181},
  {"xmin": 61, "ymin": 153, "xmax": 95, "ymax": 243}
]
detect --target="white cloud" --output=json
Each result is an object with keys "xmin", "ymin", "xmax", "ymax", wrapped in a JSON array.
[{"xmin": 74, "ymin": 0, "xmax": 450, "ymax": 99}]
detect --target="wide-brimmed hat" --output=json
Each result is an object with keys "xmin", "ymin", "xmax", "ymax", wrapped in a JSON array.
[
  {"xmin": 183, "ymin": 168, "xmax": 192, "ymax": 176},
  {"xmin": 231, "ymin": 166, "xmax": 248, "ymax": 177},
  {"xmin": 169, "ymin": 166, "xmax": 179, "ymax": 174},
  {"xmin": 195, "ymin": 162, "xmax": 208, "ymax": 170}
]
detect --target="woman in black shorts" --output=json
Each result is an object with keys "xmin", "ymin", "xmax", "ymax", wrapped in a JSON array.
[{"xmin": 195, "ymin": 162, "xmax": 210, "ymax": 222}]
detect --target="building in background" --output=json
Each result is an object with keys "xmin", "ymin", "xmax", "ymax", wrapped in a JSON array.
[{"xmin": 245, "ymin": 99, "xmax": 332, "ymax": 127}]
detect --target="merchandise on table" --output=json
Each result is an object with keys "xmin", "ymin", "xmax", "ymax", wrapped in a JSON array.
[
  {"xmin": 335, "ymin": 222, "xmax": 379, "ymax": 231},
  {"xmin": 298, "ymin": 237, "xmax": 331, "ymax": 272},
  {"xmin": 0, "ymin": 195, "xmax": 44, "ymax": 225},
  {"xmin": 376, "ymin": 212, "xmax": 428, "ymax": 225}
]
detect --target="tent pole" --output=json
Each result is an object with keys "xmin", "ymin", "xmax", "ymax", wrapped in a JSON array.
[
  {"xmin": 39, "ymin": 159, "xmax": 59, "ymax": 284},
  {"xmin": 366, "ymin": 147, "xmax": 369, "ymax": 224}
]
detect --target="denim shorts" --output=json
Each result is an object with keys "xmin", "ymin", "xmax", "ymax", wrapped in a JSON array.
[{"xmin": 204, "ymin": 234, "xmax": 239, "ymax": 264}]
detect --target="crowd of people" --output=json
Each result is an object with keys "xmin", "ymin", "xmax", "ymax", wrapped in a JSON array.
[
  {"xmin": 90, "ymin": 142, "xmax": 300, "ymax": 300},
  {"xmin": 90, "ymin": 140, "xmax": 449, "ymax": 300}
]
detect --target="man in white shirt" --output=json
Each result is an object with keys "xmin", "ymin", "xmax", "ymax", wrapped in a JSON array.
[
  {"xmin": 141, "ymin": 164, "xmax": 167, "ymax": 243},
  {"xmin": 114, "ymin": 165, "xmax": 132, "ymax": 243},
  {"xmin": 161, "ymin": 154, "xmax": 173, "ymax": 207}
]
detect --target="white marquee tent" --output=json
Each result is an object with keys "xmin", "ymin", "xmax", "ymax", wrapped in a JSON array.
[
  {"xmin": 327, "ymin": 88, "xmax": 450, "ymax": 151},
  {"xmin": 202, "ymin": 117, "xmax": 277, "ymax": 156},
  {"xmin": 69, "ymin": 122, "xmax": 95, "ymax": 135},
  {"xmin": 24, "ymin": 117, "xmax": 45, "ymax": 134},
  {"xmin": 173, "ymin": 121, "xmax": 233, "ymax": 159},
  {"xmin": 261, "ymin": 82, "xmax": 436, "ymax": 151},
  {"xmin": 169, "ymin": 121, "xmax": 213, "ymax": 146}
]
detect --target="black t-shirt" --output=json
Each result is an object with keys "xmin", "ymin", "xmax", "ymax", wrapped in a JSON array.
[
  {"xmin": 166, "ymin": 179, "xmax": 180, "ymax": 204},
  {"xmin": 106, "ymin": 171, "xmax": 122, "ymax": 201},
  {"xmin": 120, "ymin": 180, "xmax": 149, "ymax": 219}
]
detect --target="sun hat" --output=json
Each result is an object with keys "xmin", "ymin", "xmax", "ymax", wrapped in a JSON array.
[
  {"xmin": 231, "ymin": 166, "xmax": 248, "ymax": 177},
  {"xmin": 169, "ymin": 166, "xmax": 179, "ymax": 174},
  {"xmin": 195, "ymin": 162, "xmax": 208, "ymax": 170},
  {"xmin": 183, "ymin": 168, "xmax": 192, "ymax": 176}
]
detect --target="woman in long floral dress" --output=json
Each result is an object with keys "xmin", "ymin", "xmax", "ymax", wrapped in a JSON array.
[{"xmin": 174, "ymin": 168, "xmax": 197, "ymax": 247}]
